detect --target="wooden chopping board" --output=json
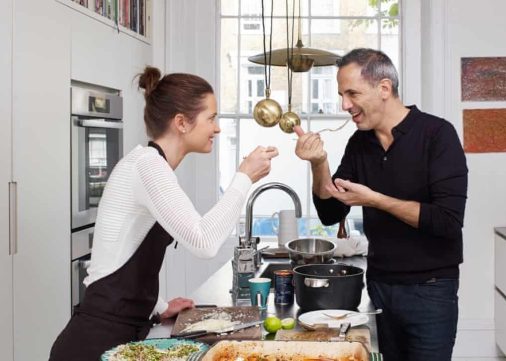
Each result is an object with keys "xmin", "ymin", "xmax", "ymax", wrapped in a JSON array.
[
  {"xmin": 171, "ymin": 306, "xmax": 262, "ymax": 344},
  {"xmin": 275, "ymin": 326, "xmax": 371, "ymax": 351}
]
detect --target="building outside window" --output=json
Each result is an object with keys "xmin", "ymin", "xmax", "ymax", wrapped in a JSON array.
[{"xmin": 218, "ymin": 0, "xmax": 400, "ymax": 238}]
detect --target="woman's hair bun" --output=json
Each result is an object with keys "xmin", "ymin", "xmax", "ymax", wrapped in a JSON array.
[{"xmin": 138, "ymin": 66, "xmax": 162, "ymax": 97}]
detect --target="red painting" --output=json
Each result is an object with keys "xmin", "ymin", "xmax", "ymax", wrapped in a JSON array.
[
  {"xmin": 463, "ymin": 109, "xmax": 506, "ymax": 153},
  {"xmin": 461, "ymin": 57, "xmax": 506, "ymax": 101}
]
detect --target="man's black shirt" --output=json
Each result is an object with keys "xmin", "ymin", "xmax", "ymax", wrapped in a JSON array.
[{"xmin": 314, "ymin": 106, "xmax": 468, "ymax": 283}]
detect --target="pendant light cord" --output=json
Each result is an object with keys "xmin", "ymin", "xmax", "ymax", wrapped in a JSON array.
[
  {"xmin": 261, "ymin": 0, "xmax": 274, "ymax": 94},
  {"xmin": 286, "ymin": 0, "xmax": 296, "ymax": 109}
]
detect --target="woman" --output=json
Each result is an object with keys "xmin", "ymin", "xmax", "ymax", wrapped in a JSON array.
[{"xmin": 49, "ymin": 67, "xmax": 278, "ymax": 360}]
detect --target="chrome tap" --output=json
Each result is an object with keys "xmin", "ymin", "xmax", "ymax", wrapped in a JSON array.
[{"xmin": 241, "ymin": 182, "xmax": 302, "ymax": 266}]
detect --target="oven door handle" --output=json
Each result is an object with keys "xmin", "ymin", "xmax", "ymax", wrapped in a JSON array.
[{"xmin": 78, "ymin": 119, "xmax": 123, "ymax": 129}]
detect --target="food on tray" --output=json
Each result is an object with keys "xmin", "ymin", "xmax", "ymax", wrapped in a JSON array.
[
  {"xmin": 201, "ymin": 340, "xmax": 369, "ymax": 361},
  {"xmin": 109, "ymin": 342, "xmax": 200, "ymax": 361},
  {"xmin": 181, "ymin": 311, "xmax": 239, "ymax": 333}
]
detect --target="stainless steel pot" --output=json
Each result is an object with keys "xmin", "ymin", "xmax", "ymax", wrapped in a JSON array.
[
  {"xmin": 293, "ymin": 263, "xmax": 364, "ymax": 311},
  {"xmin": 285, "ymin": 238, "xmax": 336, "ymax": 267}
]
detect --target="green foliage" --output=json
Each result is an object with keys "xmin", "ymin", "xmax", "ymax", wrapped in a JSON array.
[{"xmin": 349, "ymin": 0, "xmax": 399, "ymax": 31}]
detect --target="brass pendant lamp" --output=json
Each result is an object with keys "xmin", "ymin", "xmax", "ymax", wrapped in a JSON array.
[
  {"xmin": 279, "ymin": 0, "xmax": 301, "ymax": 133},
  {"xmin": 248, "ymin": 0, "xmax": 341, "ymax": 72},
  {"xmin": 253, "ymin": 0, "xmax": 282, "ymax": 128}
]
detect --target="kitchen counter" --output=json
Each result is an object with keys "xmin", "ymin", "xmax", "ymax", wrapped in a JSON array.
[{"xmin": 147, "ymin": 249, "xmax": 378, "ymax": 352}]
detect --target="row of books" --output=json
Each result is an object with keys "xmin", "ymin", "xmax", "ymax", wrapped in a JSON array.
[{"xmin": 71, "ymin": 0, "xmax": 151, "ymax": 37}]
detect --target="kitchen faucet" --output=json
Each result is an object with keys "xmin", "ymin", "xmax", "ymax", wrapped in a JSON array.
[{"xmin": 241, "ymin": 182, "xmax": 302, "ymax": 266}]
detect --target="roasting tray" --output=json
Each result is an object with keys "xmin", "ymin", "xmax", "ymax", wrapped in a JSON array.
[{"xmin": 198, "ymin": 340, "xmax": 382, "ymax": 361}]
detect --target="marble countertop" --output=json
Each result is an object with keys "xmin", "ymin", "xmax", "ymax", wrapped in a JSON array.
[{"xmin": 147, "ymin": 246, "xmax": 378, "ymax": 352}]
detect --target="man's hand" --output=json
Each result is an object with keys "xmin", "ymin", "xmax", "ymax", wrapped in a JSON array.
[
  {"xmin": 293, "ymin": 126, "xmax": 327, "ymax": 166},
  {"xmin": 327, "ymin": 178, "xmax": 421, "ymax": 228},
  {"xmin": 160, "ymin": 297, "xmax": 195, "ymax": 319},
  {"xmin": 325, "ymin": 178, "xmax": 380, "ymax": 207}
]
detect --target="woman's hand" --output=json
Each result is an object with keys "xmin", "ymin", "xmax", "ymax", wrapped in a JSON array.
[
  {"xmin": 239, "ymin": 146, "xmax": 279, "ymax": 183},
  {"xmin": 160, "ymin": 297, "xmax": 195, "ymax": 319}
]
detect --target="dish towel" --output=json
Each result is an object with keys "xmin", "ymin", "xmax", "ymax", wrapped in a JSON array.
[{"xmin": 332, "ymin": 235, "xmax": 369, "ymax": 257}]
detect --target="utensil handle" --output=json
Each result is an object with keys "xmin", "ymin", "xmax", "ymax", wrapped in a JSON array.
[
  {"xmin": 304, "ymin": 277, "xmax": 329, "ymax": 288},
  {"xmin": 172, "ymin": 330, "xmax": 210, "ymax": 339},
  {"xmin": 9, "ymin": 181, "xmax": 17, "ymax": 255}
]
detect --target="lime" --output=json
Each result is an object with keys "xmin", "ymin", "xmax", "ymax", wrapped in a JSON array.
[
  {"xmin": 263, "ymin": 316, "xmax": 282, "ymax": 333},
  {"xmin": 281, "ymin": 317, "xmax": 296, "ymax": 330}
]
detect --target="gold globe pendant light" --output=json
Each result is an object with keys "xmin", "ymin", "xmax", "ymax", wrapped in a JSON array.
[
  {"xmin": 248, "ymin": 0, "xmax": 341, "ymax": 73},
  {"xmin": 279, "ymin": 0, "xmax": 300, "ymax": 134},
  {"xmin": 253, "ymin": 0, "xmax": 282, "ymax": 128}
]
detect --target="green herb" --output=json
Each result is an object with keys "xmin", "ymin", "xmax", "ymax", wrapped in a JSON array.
[{"xmin": 114, "ymin": 343, "xmax": 200, "ymax": 361}]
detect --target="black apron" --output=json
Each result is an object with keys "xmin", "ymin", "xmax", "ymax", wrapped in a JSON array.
[{"xmin": 49, "ymin": 142, "xmax": 174, "ymax": 361}]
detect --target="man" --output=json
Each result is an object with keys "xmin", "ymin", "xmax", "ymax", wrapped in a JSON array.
[{"xmin": 294, "ymin": 48, "xmax": 468, "ymax": 361}]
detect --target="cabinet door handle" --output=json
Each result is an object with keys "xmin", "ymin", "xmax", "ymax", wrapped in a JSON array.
[{"xmin": 9, "ymin": 181, "xmax": 17, "ymax": 255}]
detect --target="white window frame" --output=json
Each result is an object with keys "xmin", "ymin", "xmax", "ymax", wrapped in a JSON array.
[{"xmin": 217, "ymin": 0, "xmax": 403, "ymax": 236}]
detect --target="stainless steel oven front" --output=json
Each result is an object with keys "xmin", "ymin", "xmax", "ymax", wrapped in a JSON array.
[
  {"xmin": 71, "ymin": 226, "xmax": 93, "ymax": 310},
  {"xmin": 71, "ymin": 85, "xmax": 123, "ymax": 231}
]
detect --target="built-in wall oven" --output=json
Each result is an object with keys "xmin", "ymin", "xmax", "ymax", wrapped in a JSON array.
[
  {"xmin": 70, "ymin": 83, "xmax": 123, "ymax": 310},
  {"xmin": 71, "ymin": 84, "xmax": 123, "ymax": 231},
  {"xmin": 71, "ymin": 226, "xmax": 93, "ymax": 308}
]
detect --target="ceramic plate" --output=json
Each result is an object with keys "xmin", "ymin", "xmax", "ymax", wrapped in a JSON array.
[
  {"xmin": 298, "ymin": 309, "xmax": 369, "ymax": 328},
  {"xmin": 101, "ymin": 338, "xmax": 208, "ymax": 361}
]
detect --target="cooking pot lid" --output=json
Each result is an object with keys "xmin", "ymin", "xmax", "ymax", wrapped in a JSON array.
[{"xmin": 293, "ymin": 263, "xmax": 364, "ymax": 277}]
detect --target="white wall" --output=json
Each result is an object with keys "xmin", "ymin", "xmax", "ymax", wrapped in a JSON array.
[
  {"xmin": 163, "ymin": 0, "xmax": 231, "ymax": 299},
  {"xmin": 394, "ymin": 4, "xmax": 505, "ymax": 355},
  {"xmin": 419, "ymin": 0, "xmax": 506, "ymax": 357}
]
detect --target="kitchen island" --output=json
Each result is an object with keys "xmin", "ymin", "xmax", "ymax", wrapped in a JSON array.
[{"xmin": 147, "ymin": 252, "xmax": 378, "ymax": 352}]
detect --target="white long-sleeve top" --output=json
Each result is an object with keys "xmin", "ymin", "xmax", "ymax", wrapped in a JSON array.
[{"xmin": 84, "ymin": 145, "xmax": 252, "ymax": 315}]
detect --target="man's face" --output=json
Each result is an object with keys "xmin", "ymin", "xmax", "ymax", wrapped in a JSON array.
[{"xmin": 337, "ymin": 63, "xmax": 385, "ymax": 131}]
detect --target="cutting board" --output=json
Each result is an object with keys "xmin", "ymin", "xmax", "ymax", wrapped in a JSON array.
[
  {"xmin": 275, "ymin": 326, "xmax": 371, "ymax": 351},
  {"xmin": 171, "ymin": 306, "xmax": 262, "ymax": 344}
]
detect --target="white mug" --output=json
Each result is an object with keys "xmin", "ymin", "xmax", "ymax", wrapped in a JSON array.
[{"xmin": 272, "ymin": 209, "xmax": 298, "ymax": 247}]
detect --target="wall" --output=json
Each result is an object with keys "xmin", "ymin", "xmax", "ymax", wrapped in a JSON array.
[
  {"xmin": 163, "ymin": 0, "xmax": 229, "ymax": 299},
  {"xmin": 419, "ymin": 0, "xmax": 506, "ymax": 357}
]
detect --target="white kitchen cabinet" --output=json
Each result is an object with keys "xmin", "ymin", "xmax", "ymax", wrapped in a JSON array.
[
  {"xmin": 0, "ymin": 0, "xmax": 14, "ymax": 360},
  {"xmin": 495, "ymin": 229, "xmax": 506, "ymax": 354},
  {"xmin": 0, "ymin": 0, "xmax": 154, "ymax": 358},
  {"xmin": 10, "ymin": 1, "xmax": 71, "ymax": 360}
]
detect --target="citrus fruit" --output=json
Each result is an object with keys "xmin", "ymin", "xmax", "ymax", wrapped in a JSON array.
[
  {"xmin": 263, "ymin": 316, "xmax": 282, "ymax": 333},
  {"xmin": 281, "ymin": 317, "xmax": 296, "ymax": 330}
]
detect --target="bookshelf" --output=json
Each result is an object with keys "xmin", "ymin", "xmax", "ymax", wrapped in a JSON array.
[{"xmin": 57, "ymin": 0, "xmax": 152, "ymax": 44}]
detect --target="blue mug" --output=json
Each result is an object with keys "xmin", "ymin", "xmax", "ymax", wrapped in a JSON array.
[{"xmin": 248, "ymin": 277, "xmax": 271, "ymax": 309}]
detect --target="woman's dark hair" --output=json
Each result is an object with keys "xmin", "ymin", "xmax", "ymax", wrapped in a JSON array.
[
  {"xmin": 337, "ymin": 48, "xmax": 399, "ymax": 97},
  {"xmin": 137, "ymin": 66, "xmax": 214, "ymax": 138}
]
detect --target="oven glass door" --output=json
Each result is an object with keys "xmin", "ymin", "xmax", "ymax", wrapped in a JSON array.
[{"xmin": 72, "ymin": 117, "xmax": 123, "ymax": 230}]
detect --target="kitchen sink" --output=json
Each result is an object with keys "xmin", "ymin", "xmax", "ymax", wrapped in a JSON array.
[{"xmin": 257, "ymin": 262, "xmax": 292, "ymax": 287}]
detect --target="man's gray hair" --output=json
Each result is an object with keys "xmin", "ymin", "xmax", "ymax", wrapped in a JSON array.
[{"xmin": 337, "ymin": 48, "xmax": 399, "ymax": 97}]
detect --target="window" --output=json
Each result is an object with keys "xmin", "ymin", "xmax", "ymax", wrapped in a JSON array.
[{"xmin": 219, "ymin": 0, "xmax": 401, "ymax": 237}]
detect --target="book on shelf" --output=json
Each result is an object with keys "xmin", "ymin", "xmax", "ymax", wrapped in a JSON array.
[
  {"xmin": 139, "ymin": 0, "xmax": 145, "ymax": 35},
  {"xmin": 130, "ymin": 0, "xmax": 138, "ymax": 33},
  {"xmin": 103, "ymin": 0, "xmax": 116, "ymax": 21},
  {"xmin": 94, "ymin": 0, "xmax": 104, "ymax": 15},
  {"xmin": 145, "ymin": 0, "xmax": 151, "ymax": 39},
  {"xmin": 72, "ymin": 0, "xmax": 88, "ymax": 7},
  {"xmin": 119, "ymin": 0, "xmax": 130, "ymax": 29},
  {"xmin": 67, "ymin": 0, "xmax": 149, "ymax": 39}
]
